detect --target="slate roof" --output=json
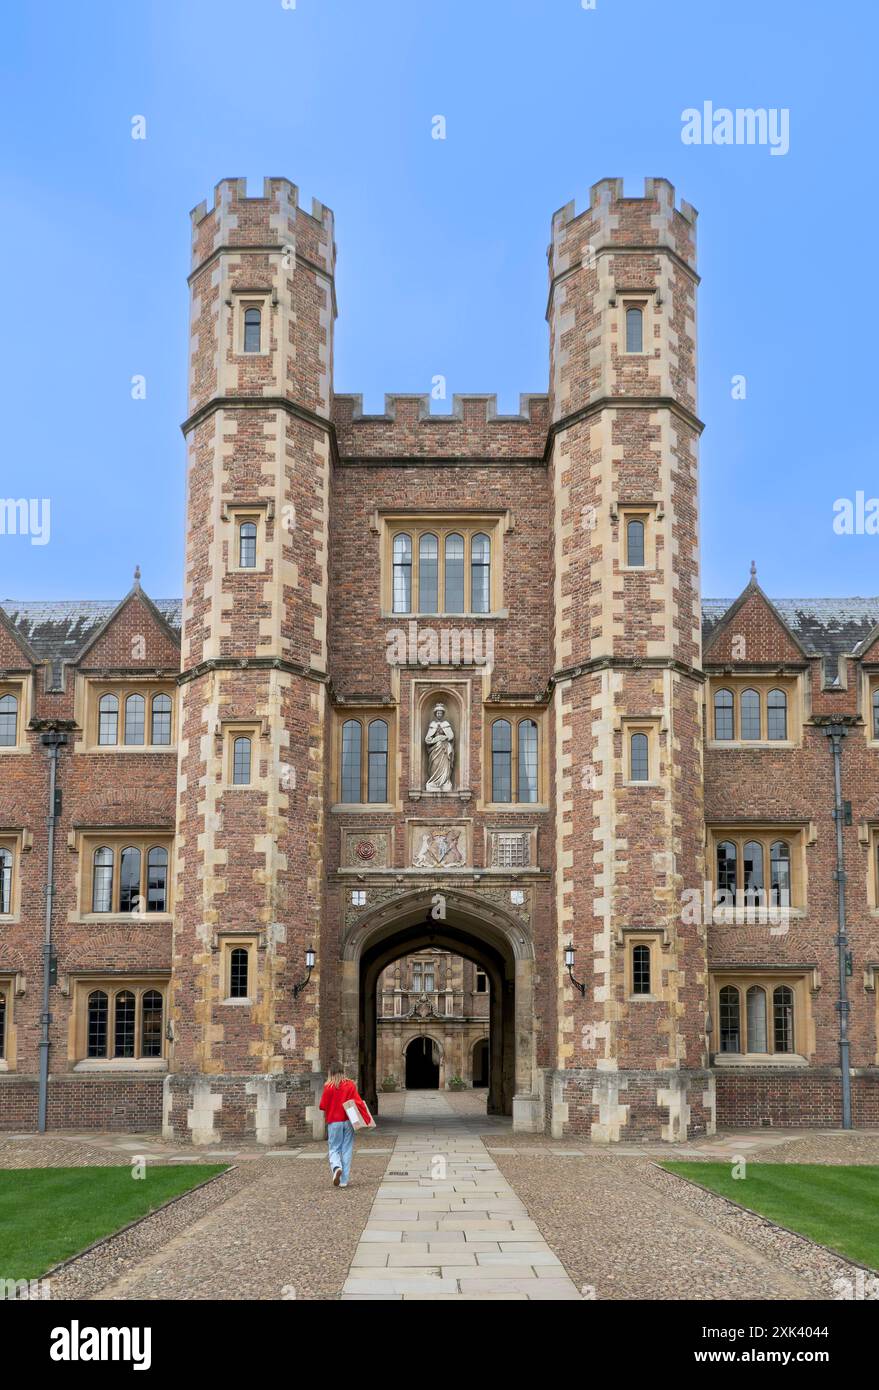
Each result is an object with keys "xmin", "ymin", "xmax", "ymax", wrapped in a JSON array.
[
  {"xmin": 2, "ymin": 595, "xmax": 878, "ymax": 664},
  {"xmin": 702, "ymin": 598, "xmax": 879, "ymax": 660},
  {"xmin": 0, "ymin": 599, "xmax": 182, "ymax": 663}
]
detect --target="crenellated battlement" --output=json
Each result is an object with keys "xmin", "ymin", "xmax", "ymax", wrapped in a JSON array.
[
  {"xmin": 333, "ymin": 392, "xmax": 549, "ymax": 459},
  {"xmin": 549, "ymin": 176, "xmax": 697, "ymax": 284},
  {"xmin": 189, "ymin": 176, "xmax": 335, "ymax": 277}
]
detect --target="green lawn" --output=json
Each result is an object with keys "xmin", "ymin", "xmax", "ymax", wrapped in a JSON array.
[
  {"xmin": 662, "ymin": 1162, "xmax": 879, "ymax": 1269},
  {"xmin": 0, "ymin": 1164, "xmax": 227, "ymax": 1279}
]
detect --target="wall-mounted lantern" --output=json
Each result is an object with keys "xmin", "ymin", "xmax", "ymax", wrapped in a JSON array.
[
  {"xmin": 564, "ymin": 944, "xmax": 586, "ymax": 998},
  {"xmin": 293, "ymin": 946, "xmax": 316, "ymax": 1000}
]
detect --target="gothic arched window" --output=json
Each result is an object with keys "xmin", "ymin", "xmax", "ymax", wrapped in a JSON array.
[
  {"xmin": 98, "ymin": 693, "xmax": 118, "ymax": 745},
  {"xmin": 767, "ymin": 688, "xmax": 787, "ymax": 741},
  {"xmin": 418, "ymin": 534, "xmax": 438, "ymax": 613},
  {"xmin": 740, "ymin": 688, "xmax": 761, "ymax": 740},
  {"xmin": 340, "ymin": 720, "xmax": 362, "ymax": 803},
  {"xmin": 491, "ymin": 719, "xmax": 512, "ymax": 803},
  {"xmin": 0, "ymin": 693, "xmax": 18, "ymax": 746},
  {"xmin": 243, "ymin": 306, "xmax": 261, "ymax": 353},
  {"xmin": 444, "ymin": 533, "xmax": 465, "ymax": 613},
  {"xmin": 239, "ymin": 520, "xmax": 257, "ymax": 569},
  {"xmin": 124, "ymin": 693, "xmax": 145, "ymax": 745},
  {"xmin": 471, "ymin": 533, "xmax": 491, "ymax": 613},
  {"xmin": 625, "ymin": 305, "xmax": 643, "ymax": 353},
  {"xmin": 367, "ymin": 719, "xmax": 388, "ymax": 803},
  {"xmin": 714, "ymin": 688, "xmax": 734, "ymax": 740}
]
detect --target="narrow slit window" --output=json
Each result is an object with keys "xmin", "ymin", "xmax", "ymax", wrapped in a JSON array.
[
  {"xmin": 392, "ymin": 534, "xmax": 412, "ymax": 613},
  {"xmin": 239, "ymin": 521, "xmax": 257, "ymax": 569},
  {"xmin": 872, "ymin": 689, "xmax": 879, "ymax": 740},
  {"xmin": 632, "ymin": 944, "xmax": 651, "ymax": 996},
  {"xmin": 0, "ymin": 694, "xmax": 18, "ymax": 746},
  {"xmin": 340, "ymin": 720, "xmax": 362, "ymax": 802},
  {"xmin": 625, "ymin": 305, "xmax": 643, "ymax": 353},
  {"xmin": 626, "ymin": 518, "xmax": 645, "ymax": 568},
  {"xmin": 230, "ymin": 947, "xmax": 249, "ymax": 999},
  {"xmin": 98, "ymin": 694, "xmax": 118, "ymax": 746},
  {"xmin": 243, "ymin": 306, "xmax": 261, "ymax": 353},
  {"xmin": 629, "ymin": 732, "xmax": 649, "ymax": 781},
  {"xmin": 0, "ymin": 992, "xmax": 5, "ymax": 1057},
  {"xmin": 232, "ymin": 737, "xmax": 252, "ymax": 786},
  {"xmin": 367, "ymin": 719, "xmax": 388, "ymax": 803}
]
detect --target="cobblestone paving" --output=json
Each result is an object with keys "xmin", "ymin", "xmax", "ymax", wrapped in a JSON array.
[{"xmin": 342, "ymin": 1091, "xmax": 582, "ymax": 1300}]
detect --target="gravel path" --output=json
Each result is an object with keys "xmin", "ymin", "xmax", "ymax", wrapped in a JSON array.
[
  {"xmin": 73, "ymin": 1149, "xmax": 388, "ymax": 1301},
  {"xmin": 492, "ymin": 1150, "xmax": 863, "ymax": 1300}
]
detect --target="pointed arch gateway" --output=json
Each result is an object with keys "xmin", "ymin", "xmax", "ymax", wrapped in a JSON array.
[{"xmin": 340, "ymin": 887, "xmax": 538, "ymax": 1128}]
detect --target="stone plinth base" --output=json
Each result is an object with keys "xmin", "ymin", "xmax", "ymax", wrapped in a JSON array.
[
  {"xmin": 162, "ymin": 1072, "xmax": 325, "ymax": 1146},
  {"xmin": 549, "ymin": 1068, "xmax": 717, "ymax": 1143}
]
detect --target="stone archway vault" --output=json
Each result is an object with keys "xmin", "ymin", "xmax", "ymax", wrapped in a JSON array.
[{"xmin": 340, "ymin": 887, "xmax": 541, "ymax": 1132}]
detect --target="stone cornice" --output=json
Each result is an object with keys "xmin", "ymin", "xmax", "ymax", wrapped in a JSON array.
[
  {"xmin": 545, "ymin": 396, "xmax": 704, "ymax": 458},
  {"xmin": 551, "ymin": 655, "xmax": 706, "ymax": 686},
  {"xmin": 177, "ymin": 656, "xmax": 329, "ymax": 687},
  {"xmin": 181, "ymin": 395, "xmax": 340, "ymax": 466}
]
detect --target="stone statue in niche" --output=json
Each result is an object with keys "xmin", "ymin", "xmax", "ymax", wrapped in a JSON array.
[{"xmin": 424, "ymin": 702, "xmax": 455, "ymax": 791}]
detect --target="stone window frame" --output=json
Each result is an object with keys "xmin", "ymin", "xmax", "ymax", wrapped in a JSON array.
[
  {"xmin": 709, "ymin": 970, "xmax": 813, "ymax": 1064},
  {"xmin": 222, "ymin": 721, "xmax": 262, "ymax": 790},
  {"xmin": 0, "ymin": 831, "xmax": 25, "ymax": 921},
  {"xmin": 618, "ymin": 294, "xmax": 653, "ymax": 357},
  {"xmin": 707, "ymin": 824, "xmax": 807, "ymax": 917},
  {"xmin": 615, "ymin": 502, "xmax": 660, "ymax": 573},
  {"xmin": 219, "ymin": 934, "xmax": 259, "ymax": 1006},
  {"xmin": 623, "ymin": 931, "xmax": 663, "ymax": 1002},
  {"xmin": 863, "ymin": 672, "xmax": 879, "ymax": 747},
  {"xmin": 0, "ymin": 676, "xmax": 32, "ymax": 755},
  {"xmin": 81, "ymin": 678, "xmax": 177, "ymax": 752},
  {"xmin": 232, "ymin": 292, "xmax": 272, "ymax": 358},
  {"xmin": 222, "ymin": 500, "xmax": 272, "ymax": 575},
  {"xmin": 482, "ymin": 705, "xmax": 548, "ymax": 809},
  {"xmin": 705, "ymin": 674, "xmax": 800, "ymax": 749},
  {"xmin": 331, "ymin": 705, "xmax": 397, "ymax": 810},
  {"xmin": 621, "ymin": 717, "xmax": 660, "ymax": 787},
  {"xmin": 866, "ymin": 825, "xmax": 879, "ymax": 912},
  {"xmin": 75, "ymin": 829, "xmax": 174, "ymax": 921},
  {"xmin": 0, "ymin": 973, "xmax": 17, "ymax": 1070},
  {"xmin": 379, "ymin": 512, "xmax": 508, "ymax": 617},
  {"xmin": 70, "ymin": 975, "xmax": 169, "ymax": 1069}
]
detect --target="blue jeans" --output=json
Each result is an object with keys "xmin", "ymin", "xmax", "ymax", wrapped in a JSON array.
[{"xmin": 327, "ymin": 1120, "xmax": 355, "ymax": 1185}]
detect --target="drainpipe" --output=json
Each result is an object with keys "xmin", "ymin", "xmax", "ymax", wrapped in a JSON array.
[
  {"xmin": 38, "ymin": 730, "xmax": 67, "ymax": 1132},
  {"xmin": 824, "ymin": 723, "xmax": 852, "ymax": 1130}
]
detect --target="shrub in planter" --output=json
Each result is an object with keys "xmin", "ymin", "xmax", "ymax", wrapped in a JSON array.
[
  {"xmin": 447, "ymin": 1076, "xmax": 467, "ymax": 1091},
  {"xmin": 380, "ymin": 1076, "xmax": 397, "ymax": 1092}
]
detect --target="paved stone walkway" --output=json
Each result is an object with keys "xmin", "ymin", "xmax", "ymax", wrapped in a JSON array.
[{"xmin": 341, "ymin": 1091, "xmax": 582, "ymax": 1300}]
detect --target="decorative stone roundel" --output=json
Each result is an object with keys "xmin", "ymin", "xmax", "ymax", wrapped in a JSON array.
[{"xmin": 355, "ymin": 840, "xmax": 377, "ymax": 861}]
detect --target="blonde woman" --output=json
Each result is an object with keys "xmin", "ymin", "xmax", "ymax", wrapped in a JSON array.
[{"xmin": 318, "ymin": 1063, "xmax": 373, "ymax": 1187}]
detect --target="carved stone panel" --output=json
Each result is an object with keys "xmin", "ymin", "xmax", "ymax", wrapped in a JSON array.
[{"xmin": 341, "ymin": 829, "xmax": 391, "ymax": 870}]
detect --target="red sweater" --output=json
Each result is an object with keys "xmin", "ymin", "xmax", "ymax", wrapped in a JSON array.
[{"xmin": 319, "ymin": 1079, "xmax": 371, "ymax": 1126}]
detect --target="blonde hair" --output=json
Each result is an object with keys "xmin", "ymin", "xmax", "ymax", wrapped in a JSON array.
[{"xmin": 327, "ymin": 1062, "xmax": 348, "ymax": 1088}]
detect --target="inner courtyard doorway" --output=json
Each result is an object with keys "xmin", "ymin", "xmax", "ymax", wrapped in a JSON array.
[{"xmin": 405, "ymin": 1037, "xmax": 440, "ymax": 1089}]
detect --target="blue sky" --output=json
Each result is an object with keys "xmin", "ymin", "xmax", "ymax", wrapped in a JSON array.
[{"xmin": 1, "ymin": 0, "xmax": 876, "ymax": 603}]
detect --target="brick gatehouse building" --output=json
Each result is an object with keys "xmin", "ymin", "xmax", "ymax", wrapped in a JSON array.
[{"xmin": 2, "ymin": 175, "xmax": 879, "ymax": 1143}]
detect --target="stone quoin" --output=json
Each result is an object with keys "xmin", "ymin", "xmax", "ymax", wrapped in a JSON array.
[{"xmin": 1, "ymin": 175, "xmax": 878, "ymax": 1144}]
